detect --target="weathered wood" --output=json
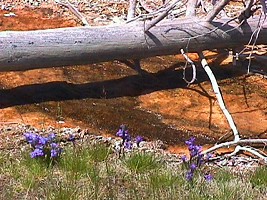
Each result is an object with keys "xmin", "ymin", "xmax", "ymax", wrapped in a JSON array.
[{"xmin": 0, "ymin": 17, "xmax": 266, "ymax": 71}]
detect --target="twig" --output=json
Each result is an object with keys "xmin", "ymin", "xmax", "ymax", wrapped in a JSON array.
[
  {"xmin": 198, "ymin": 52, "xmax": 240, "ymax": 142},
  {"xmin": 237, "ymin": 0, "xmax": 255, "ymax": 23},
  {"xmin": 205, "ymin": 0, "xmax": 230, "ymax": 22},
  {"xmin": 226, "ymin": 145, "xmax": 267, "ymax": 161},
  {"xmin": 246, "ymin": 14, "xmax": 266, "ymax": 73},
  {"xmin": 127, "ymin": 0, "xmax": 138, "ymax": 21},
  {"xmin": 203, "ymin": 138, "xmax": 267, "ymax": 154},
  {"xmin": 145, "ymin": 0, "xmax": 182, "ymax": 32},
  {"xmin": 180, "ymin": 49, "xmax": 197, "ymax": 85},
  {"xmin": 55, "ymin": 0, "xmax": 90, "ymax": 26},
  {"xmin": 186, "ymin": 0, "xmax": 198, "ymax": 17}
]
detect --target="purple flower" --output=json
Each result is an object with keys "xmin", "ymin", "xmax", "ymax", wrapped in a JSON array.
[
  {"xmin": 135, "ymin": 136, "xmax": 143, "ymax": 147},
  {"xmin": 204, "ymin": 174, "xmax": 213, "ymax": 182},
  {"xmin": 51, "ymin": 149, "xmax": 61, "ymax": 158},
  {"xmin": 185, "ymin": 137, "xmax": 195, "ymax": 146},
  {"xmin": 116, "ymin": 125, "xmax": 131, "ymax": 142},
  {"xmin": 30, "ymin": 148, "xmax": 45, "ymax": 158},
  {"xmin": 124, "ymin": 141, "xmax": 132, "ymax": 150},
  {"xmin": 50, "ymin": 143, "xmax": 62, "ymax": 158},
  {"xmin": 205, "ymin": 153, "xmax": 213, "ymax": 161},
  {"xmin": 186, "ymin": 171, "xmax": 194, "ymax": 181},
  {"xmin": 68, "ymin": 134, "xmax": 75, "ymax": 142},
  {"xmin": 47, "ymin": 133, "xmax": 56, "ymax": 142},
  {"xmin": 50, "ymin": 143, "xmax": 59, "ymax": 149},
  {"xmin": 181, "ymin": 155, "xmax": 187, "ymax": 162},
  {"xmin": 38, "ymin": 136, "xmax": 48, "ymax": 146},
  {"xmin": 189, "ymin": 145, "xmax": 202, "ymax": 157},
  {"xmin": 24, "ymin": 133, "xmax": 39, "ymax": 147},
  {"xmin": 190, "ymin": 163, "xmax": 197, "ymax": 171},
  {"xmin": 25, "ymin": 132, "xmax": 62, "ymax": 160}
]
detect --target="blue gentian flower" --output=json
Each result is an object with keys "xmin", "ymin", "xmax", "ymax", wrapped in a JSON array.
[
  {"xmin": 186, "ymin": 171, "xmax": 194, "ymax": 181},
  {"xmin": 135, "ymin": 136, "xmax": 144, "ymax": 147},
  {"xmin": 204, "ymin": 174, "xmax": 213, "ymax": 182},
  {"xmin": 25, "ymin": 132, "xmax": 62, "ymax": 160},
  {"xmin": 190, "ymin": 163, "xmax": 197, "ymax": 171},
  {"xmin": 24, "ymin": 133, "xmax": 39, "ymax": 147},
  {"xmin": 183, "ymin": 137, "xmax": 213, "ymax": 182},
  {"xmin": 68, "ymin": 134, "xmax": 75, "ymax": 142},
  {"xmin": 31, "ymin": 148, "xmax": 45, "ymax": 158},
  {"xmin": 124, "ymin": 141, "xmax": 132, "ymax": 150},
  {"xmin": 181, "ymin": 155, "xmax": 187, "ymax": 162}
]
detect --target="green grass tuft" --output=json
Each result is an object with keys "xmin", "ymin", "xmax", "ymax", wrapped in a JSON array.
[{"xmin": 123, "ymin": 152, "xmax": 162, "ymax": 174}]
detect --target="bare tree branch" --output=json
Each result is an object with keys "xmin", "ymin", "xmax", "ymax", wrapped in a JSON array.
[
  {"xmin": 205, "ymin": 0, "xmax": 230, "ymax": 22},
  {"xmin": 145, "ymin": 0, "xmax": 182, "ymax": 32},
  {"xmin": 186, "ymin": 0, "xmax": 198, "ymax": 17},
  {"xmin": 55, "ymin": 0, "xmax": 90, "ymax": 26},
  {"xmin": 198, "ymin": 51, "xmax": 240, "ymax": 142},
  {"xmin": 127, "ymin": 0, "xmax": 138, "ymax": 21},
  {"xmin": 237, "ymin": 0, "xmax": 256, "ymax": 23},
  {"xmin": 180, "ymin": 49, "xmax": 197, "ymax": 85},
  {"xmin": 203, "ymin": 138, "xmax": 267, "ymax": 154},
  {"xmin": 227, "ymin": 145, "xmax": 267, "ymax": 161}
]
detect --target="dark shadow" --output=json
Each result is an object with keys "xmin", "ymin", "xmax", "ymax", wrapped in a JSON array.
[{"xmin": 0, "ymin": 60, "xmax": 247, "ymax": 108}]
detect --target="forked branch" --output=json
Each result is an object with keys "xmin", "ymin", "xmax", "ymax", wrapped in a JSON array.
[{"xmin": 198, "ymin": 52, "xmax": 267, "ymax": 163}]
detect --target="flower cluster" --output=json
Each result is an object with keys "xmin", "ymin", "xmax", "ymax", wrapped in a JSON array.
[
  {"xmin": 116, "ymin": 125, "xmax": 144, "ymax": 150},
  {"xmin": 182, "ymin": 137, "xmax": 213, "ymax": 182},
  {"xmin": 24, "ymin": 132, "xmax": 62, "ymax": 159}
]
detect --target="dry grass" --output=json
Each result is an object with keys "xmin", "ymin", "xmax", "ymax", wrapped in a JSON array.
[{"xmin": 0, "ymin": 140, "xmax": 266, "ymax": 200}]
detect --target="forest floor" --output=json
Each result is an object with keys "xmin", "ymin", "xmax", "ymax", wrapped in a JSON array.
[{"xmin": 0, "ymin": 0, "xmax": 266, "ymax": 156}]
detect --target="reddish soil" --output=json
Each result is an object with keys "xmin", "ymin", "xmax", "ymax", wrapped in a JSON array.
[{"xmin": 0, "ymin": 3, "xmax": 266, "ymax": 154}]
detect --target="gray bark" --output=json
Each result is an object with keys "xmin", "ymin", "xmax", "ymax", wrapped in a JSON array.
[{"xmin": 0, "ymin": 17, "xmax": 266, "ymax": 71}]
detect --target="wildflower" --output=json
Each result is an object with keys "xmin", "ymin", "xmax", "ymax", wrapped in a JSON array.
[
  {"xmin": 25, "ymin": 132, "xmax": 62, "ymax": 161},
  {"xmin": 68, "ymin": 134, "xmax": 75, "ymax": 142},
  {"xmin": 190, "ymin": 163, "xmax": 197, "ymax": 171},
  {"xmin": 51, "ymin": 148, "xmax": 61, "ymax": 158},
  {"xmin": 31, "ymin": 148, "xmax": 45, "ymax": 158},
  {"xmin": 204, "ymin": 174, "xmax": 213, "ymax": 182},
  {"xmin": 124, "ymin": 141, "xmax": 132, "ymax": 150},
  {"xmin": 116, "ymin": 125, "xmax": 131, "ymax": 142},
  {"xmin": 38, "ymin": 136, "xmax": 48, "ymax": 146},
  {"xmin": 183, "ymin": 137, "xmax": 214, "ymax": 183},
  {"xmin": 24, "ymin": 132, "xmax": 39, "ymax": 147},
  {"xmin": 135, "ymin": 136, "xmax": 144, "ymax": 147},
  {"xmin": 181, "ymin": 155, "xmax": 187, "ymax": 162},
  {"xmin": 47, "ymin": 133, "xmax": 56, "ymax": 142},
  {"xmin": 185, "ymin": 137, "xmax": 195, "ymax": 146},
  {"xmin": 186, "ymin": 171, "xmax": 194, "ymax": 181}
]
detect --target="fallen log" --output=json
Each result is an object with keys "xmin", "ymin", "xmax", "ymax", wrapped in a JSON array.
[{"xmin": 0, "ymin": 17, "xmax": 266, "ymax": 71}]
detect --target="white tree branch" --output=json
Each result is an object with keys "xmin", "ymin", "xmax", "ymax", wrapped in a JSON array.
[
  {"xmin": 202, "ymin": 139, "xmax": 267, "ymax": 155},
  {"xmin": 198, "ymin": 52, "xmax": 240, "ymax": 142},
  {"xmin": 180, "ymin": 49, "xmax": 197, "ymax": 85}
]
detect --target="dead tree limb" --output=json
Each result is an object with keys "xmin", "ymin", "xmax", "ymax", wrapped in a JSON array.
[
  {"xmin": 0, "ymin": 17, "xmax": 266, "ymax": 71},
  {"xmin": 55, "ymin": 0, "xmax": 90, "ymax": 26},
  {"xmin": 145, "ymin": 0, "xmax": 182, "ymax": 32},
  {"xmin": 199, "ymin": 52, "xmax": 267, "ymax": 163},
  {"xmin": 199, "ymin": 51, "xmax": 240, "ymax": 142},
  {"xmin": 127, "ymin": 0, "xmax": 138, "ymax": 21},
  {"xmin": 205, "ymin": 0, "xmax": 230, "ymax": 22},
  {"xmin": 186, "ymin": 0, "xmax": 198, "ymax": 17}
]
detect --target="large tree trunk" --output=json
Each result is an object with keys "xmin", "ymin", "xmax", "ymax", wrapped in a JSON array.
[{"xmin": 0, "ymin": 17, "xmax": 266, "ymax": 71}]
